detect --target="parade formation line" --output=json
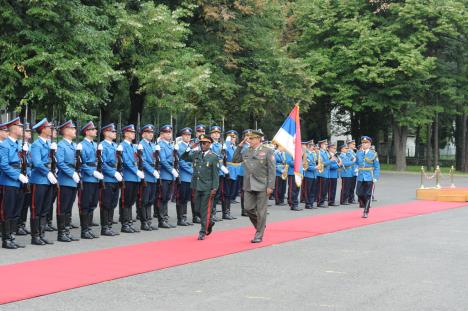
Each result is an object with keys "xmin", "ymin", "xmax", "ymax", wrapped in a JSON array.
[{"xmin": 0, "ymin": 200, "xmax": 466, "ymax": 305}]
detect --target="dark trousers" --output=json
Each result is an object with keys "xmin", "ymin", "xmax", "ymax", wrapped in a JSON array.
[
  {"xmin": 1, "ymin": 186, "xmax": 21, "ymax": 220},
  {"xmin": 349, "ymin": 176, "xmax": 357, "ymax": 203},
  {"xmin": 303, "ymin": 177, "xmax": 316, "ymax": 207},
  {"xmin": 274, "ymin": 176, "xmax": 286, "ymax": 204},
  {"xmin": 316, "ymin": 176, "xmax": 329, "ymax": 205},
  {"xmin": 19, "ymin": 192, "xmax": 31, "ymax": 224},
  {"xmin": 139, "ymin": 181, "xmax": 156, "ymax": 222},
  {"xmin": 31, "ymin": 184, "xmax": 53, "ymax": 219},
  {"xmin": 119, "ymin": 181, "xmax": 138, "ymax": 224},
  {"xmin": 340, "ymin": 177, "xmax": 352, "ymax": 204},
  {"xmin": 328, "ymin": 178, "xmax": 337, "ymax": 204},
  {"xmin": 155, "ymin": 179, "xmax": 171, "ymax": 223},
  {"xmin": 47, "ymin": 186, "xmax": 57, "ymax": 223},
  {"xmin": 79, "ymin": 182, "xmax": 99, "ymax": 214},
  {"xmin": 223, "ymin": 178, "xmax": 235, "ymax": 201},
  {"xmin": 57, "ymin": 186, "xmax": 77, "ymax": 216},
  {"xmin": 356, "ymin": 181, "xmax": 374, "ymax": 208},
  {"xmin": 287, "ymin": 175, "xmax": 300, "ymax": 208},
  {"xmin": 211, "ymin": 176, "xmax": 225, "ymax": 219},
  {"xmin": 176, "ymin": 181, "xmax": 191, "ymax": 221},
  {"xmin": 195, "ymin": 190, "xmax": 213, "ymax": 235},
  {"xmin": 100, "ymin": 182, "xmax": 120, "ymax": 210},
  {"xmin": 239, "ymin": 176, "xmax": 245, "ymax": 212}
]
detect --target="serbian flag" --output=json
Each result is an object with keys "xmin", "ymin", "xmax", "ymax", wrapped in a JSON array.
[{"xmin": 272, "ymin": 104, "xmax": 302, "ymax": 187}]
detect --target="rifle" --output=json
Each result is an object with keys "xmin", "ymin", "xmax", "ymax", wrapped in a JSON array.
[
  {"xmin": 136, "ymin": 113, "xmax": 147, "ymax": 187},
  {"xmin": 75, "ymin": 120, "xmax": 83, "ymax": 190},
  {"xmin": 221, "ymin": 117, "xmax": 228, "ymax": 175},
  {"xmin": 171, "ymin": 114, "xmax": 180, "ymax": 185},
  {"xmin": 20, "ymin": 104, "xmax": 30, "ymax": 193},
  {"xmin": 116, "ymin": 112, "xmax": 125, "ymax": 189},
  {"xmin": 50, "ymin": 119, "xmax": 59, "ymax": 191},
  {"xmin": 97, "ymin": 110, "xmax": 105, "ymax": 189}
]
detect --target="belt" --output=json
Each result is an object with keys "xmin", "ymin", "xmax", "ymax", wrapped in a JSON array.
[
  {"xmin": 68, "ymin": 164, "xmax": 76, "ymax": 169},
  {"xmin": 344, "ymin": 166, "xmax": 353, "ymax": 169},
  {"xmin": 10, "ymin": 164, "xmax": 21, "ymax": 169},
  {"xmin": 32, "ymin": 163, "xmax": 52, "ymax": 169},
  {"xmin": 359, "ymin": 167, "xmax": 374, "ymax": 171},
  {"xmin": 85, "ymin": 162, "xmax": 97, "ymax": 167},
  {"xmin": 227, "ymin": 162, "xmax": 241, "ymax": 166}
]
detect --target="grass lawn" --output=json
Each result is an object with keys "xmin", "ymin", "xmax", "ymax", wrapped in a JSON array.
[{"xmin": 380, "ymin": 163, "xmax": 467, "ymax": 175}]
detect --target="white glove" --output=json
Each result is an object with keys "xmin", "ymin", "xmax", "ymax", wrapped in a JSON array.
[
  {"xmin": 47, "ymin": 172, "xmax": 57, "ymax": 184},
  {"xmin": 18, "ymin": 174, "xmax": 29, "ymax": 184},
  {"xmin": 171, "ymin": 168, "xmax": 179, "ymax": 178},
  {"xmin": 72, "ymin": 172, "xmax": 80, "ymax": 183},
  {"xmin": 373, "ymin": 178, "xmax": 378, "ymax": 183},
  {"xmin": 155, "ymin": 144, "xmax": 161, "ymax": 151},
  {"xmin": 220, "ymin": 165, "xmax": 229, "ymax": 174},
  {"xmin": 174, "ymin": 143, "xmax": 179, "ymax": 151},
  {"xmin": 114, "ymin": 172, "xmax": 123, "ymax": 182},
  {"xmin": 50, "ymin": 142, "xmax": 57, "ymax": 150},
  {"xmin": 192, "ymin": 145, "xmax": 200, "ymax": 151},
  {"xmin": 226, "ymin": 136, "xmax": 232, "ymax": 142},
  {"xmin": 76, "ymin": 143, "xmax": 82, "ymax": 151},
  {"xmin": 116, "ymin": 144, "xmax": 123, "ymax": 152},
  {"xmin": 222, "ymin": 143, "xmax": 227, "ymax": 150},
  {"xmin": 184, "ymin": 146, "xmax": 191, "ymax": 153},
  {"xmin": 22, "ymin": 143, "xmax": 29, "ymax": 152},
  {"xmin": 98, "ymin": 143, "xmax": 103, "ymax": 151},
  {"xmin": 137, "ymin": 143, "xmax": 143, "ymax": 151},
  {"xmin": 153, "ymin": 170, "xmax": 160, "ymax": 179},
  {"xmin": 136, "ymin": 170, "xmax": 145, "ymax": 179},
  {"xmin": 93, "ymin": 171, "xmax": 104, "ymax": 180}
]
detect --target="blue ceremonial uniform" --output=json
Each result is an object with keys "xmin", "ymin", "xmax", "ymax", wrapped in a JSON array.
[
  {"xmin": 120, "ymin": 140, "xmax": 140, "ymax": 183},
  {"xmin": 303, "ymin": 150, "xmax": 317, "ymax": 208},
  {"xmin": 177, "ymin": 141, "xmax": 193, "ymax": 183},
  {"xmin": 285, "ymin": 152, "xmax": 302, "ymax": 210},
  {"xmin": 339, "ymin": 150, "xmax": 356, "ymax": 205},
  {"xmin": 356, "ymin": 138, "xmax": 381, "ymax": 217},
  {"xmin": 99, "ymin": 139, "xmax": 120, "ymax": 234},
  {"xmin": 57, "ymin": 139, "xmax": 77, "ymax": 188},
  {"xmin": 176, "ymin": 140, "xmax": 194, "ymax": 225},
  {"xmin": 158, "ymin": 140, "xmax": 175, "ymax": 182},
  {"xmin": 79, "ymin": 139, "xmax": 99, "ymax": 183},
  {"xmin": 155, "ymin": 138, "xmax": 175, "ymax": 226},
  {"xmin": 101, "ymin": 140, "xmax": 118, "ymax": 183},
  {"xmin": 316, "ymin": 149, "xmax": 331, "ymax": 206},
  {"xmin": 225, "ymin": 141, "xmax": 238, "ymax": 181},
  {"xmin": 30, "ymin": 137, "xmax": 52, "ymax": 185},
  {"xmin": 140, "ymin": 139, "xmax": 158, "ymax": 183},
  {"xmin": 327, "ymin": 155, "xmax": 340, "ymax": 205},
  {"xmin": 0, "ymin": 137, "xmax": 21, "ymax": 188},
  {"xmin": 273, "ymin": 150, "xmax": 287, "ymax": 205}
]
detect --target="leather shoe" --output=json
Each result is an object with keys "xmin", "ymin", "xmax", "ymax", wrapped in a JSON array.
[
  {"xmin": 328, "ymin": 202, "xmax": 339, "ymax": 207},
  {"xmin": 81, "ymin": 231, "xmax": 94, "ymax": 239},
  {"xmin": 16, "ymin": 226, "xmax": 29, "ymax": 236},
  {"xmin": 40, "ymin": 236, "xmax": 54, "ymax": 244},
  {"xmin": 251, "ymin": 233, "xmax": 263, "ymax": 243},
  {"xmin": 177, "ymin": 220, "xmax": 190, "ymax": 226},
  {"xmin": 362, "ymin": 212, "xmax": 368, "ymax": 218},
  {"xmin": 207, "ymin": 221, "xmax": 214, "ymax": 235},
  {"xmin": 121, "ymin": 225, "xmax": 134, "ymax": 233},
  {"xmin": 141, "ymin": 222, "xmax": 152, "ymax": 231},
  {"xmin": 192, "ymin": 217, "xmax": 201, "ymax": 224},
  {"xmin": 290, "ymin": 206, "xmax": 303, "ymax": 211},
  {"xmin": 222, "ymin": 214, "xmax": 236, "ymax": 220},
  {"xmin": 58, "ymin": 233, "xmax": 72, "ymax": 242},
  {"xmin": 159, "ymin": 222, "xmax": 172, "ymax": 229},
  {"xmin": 31, "ymin": 236, "xmax": 46, "ymax": 245},
  {"xmin": 198, "ymin": 233, "xmax": 205, "ymax": 240}
]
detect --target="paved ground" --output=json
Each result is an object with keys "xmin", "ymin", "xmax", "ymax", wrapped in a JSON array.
[{"xmin": 1, "ymin": 172, "xmax": 467, "ymax": 310}]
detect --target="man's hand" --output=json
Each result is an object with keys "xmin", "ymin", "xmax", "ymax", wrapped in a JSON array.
[
  {"xmin": 114, "ymin": 172, "xmax": 123, "ymax": 182},
  {"xmin": 373, "ymin": 178, "xmax": 378, "ymax": 183},
  {"xmin": 210, "ymin": 188, "xmax": 217, "ymax": 196},
  {"xmin": 266, "ymin": 187, "xmax": 273, "ymax": 195}
]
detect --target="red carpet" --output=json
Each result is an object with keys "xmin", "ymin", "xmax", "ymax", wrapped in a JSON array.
[{"xmin": 0, "ymin": 200, "xmax": 466, "ymax": 304}]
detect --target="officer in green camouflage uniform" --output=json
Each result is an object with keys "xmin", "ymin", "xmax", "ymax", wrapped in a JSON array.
[
  {"xmin": 181, "ymin": 134, "xmax": 219, "ymax": 240},
  {"xmin": 232, "ymin": 130, "xmax": 275, "ymax": 243}
]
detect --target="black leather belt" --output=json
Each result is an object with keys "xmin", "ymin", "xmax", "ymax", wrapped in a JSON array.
[{"xmin": 85, "ymin": 162, "xmax": 97, "ymax": 167}]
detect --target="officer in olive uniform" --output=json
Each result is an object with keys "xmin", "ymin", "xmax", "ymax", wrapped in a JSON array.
[
  {"xmin": 181, "ymin": 134, "xmax": 219, "ymax": 240},
  {"xmin": 232, "ymin": 130, "xmax": 275, "ymax": 243}
]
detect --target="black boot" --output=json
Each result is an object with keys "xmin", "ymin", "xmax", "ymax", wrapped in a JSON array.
[
  {"xmin": 9, "ymin": 219, "xmax": 25, "ymax": 248},
  {"xmin": 108, "ymin": 209, "xmax": 119, "ymax": 236},
  {"xmin": 87, "ymin": 213, "xmax": 99, "ymax": 238},
  {"xmin": 177, "ymin": 203, "xmax": 189, "ymax": 226},
  {"xmin": 146, "ymin": 206, "xmax": 158, "ymax": 230},
  {"xmin": 39, "ymin": 217, "xmax": 54, "ymax": 244},
  {"xmin": 67, "ymin": 213, "xmax": 79, "ymax": 229},
  {"xmin": 222, "ymin": 200, "xmax": 236, "ymax": 220},
  {"xmin": 182, "ymin": 203, "xmax": 193, "ymax": 226},
  {"xmin": 100, "ymin": 209, "xmax": 113, "ymax": 236},
  {"xmin": 251, "ymin": 231, "xmax": 263, "ymax": 243},
  {"xmin": 80, "ymin": 214, "xmax": 94, "ymax": 239},
  {"xmin": 90, "ymin": 212, "xmax": 99, "ymax": 227},
  {"xmin": 241, "ymin": 195, "xmax": 247, "ymax": 216},
  {"xmin": 140, "ymin": 205, "xmax": 151, "ymax": 231},
  {"xmin": 64, "ymin": 214, "xmax": 80, "ymax": 241},
  {"xmin": 362, "ymin": 200, "xmax": 370, "ymax": 218},
  {"xmin": 30, "ymin": 218, "xmax": 45, "ymax": 245},
  {"xmin": 16, "ymin": 219, "xmax": 29, "ymax": 236},
  {"xmin": 2, "ymin": 220, "xmax": 17, "ymax": 249},
  {"xmin": 57, "ymin": 215, "xmax": 71, "ymax": 242},
  {"xmin": 121, "ymin": 208, "xmax": 134, "ymax": 233}
]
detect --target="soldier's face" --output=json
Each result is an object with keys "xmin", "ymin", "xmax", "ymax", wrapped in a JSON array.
[
  {"xmin": 10, "ymin": 125, "xmax": 22, "ymax": 137},
  {"xmin": 349, "ymin": 142, "xmax": 356, "ymax": 149},
  {"xmin": 104, "ymin": 130, "xmax": 116, "ymax": 140},
  {"xmin": 86, "ymin": 128, "xmax": 97, "ymax": 138},
  {"xmin": 211, "ymin": 132, "xmax": 220, "ymax": 140},
  {"xmin": 142, "ymin": 131, "xmax": 154, "ymax": 141},
  {"xmin": 196, "ymin": 130, "xmax": 205, "ymax": 138},
  {"xmin": 160, "ymin": 131, "xmax": 172, "ymax": 141},
  {"xmin": 321, "ymin": 143, "xmax": 328, "ymax": 150},
  {"xmin": 201, "ymin": 141, "xmax": 211, "ymax": 152},
  {"xmin": 182, "ymin": 133, "xmax": 191, "ymax": 143},
  {"xmin": 362, "ymin": 141, "xmax": 370, "ymax": 150},
  {"xmin": 249, "ymin": 136, "xmax": 261, "ymax": 148},
  {"xmin": 63, "ymin": 127, "xmax": 76, "ymax": 139},
  {"xmin": 230, "ymin": 135, "xmax": 237, "ymax": 143},
  {"xmin": 125, "ymin": 131, "xmax": 135, "ymax": 141}
]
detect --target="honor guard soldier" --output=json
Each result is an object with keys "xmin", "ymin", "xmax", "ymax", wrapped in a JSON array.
[
  {"xmin": 303, "ymin": 141, "xmax": 318, "ymax": 209},
  {"xmin": 56, "ymin": 120, "xmax": 81, "ymax": 242},
  {"xmin": 347, "ymin": 140, "xmax": 358, "ymax": 204},
  {"xmin": 285, "ymin": 150, "xmax": 302, "ymax": 211},
  {"xmin": 356, "ymin": 136, "xmax": 380, "ymax": 218},
  {"xmin": 194, "ymin": 124, "xmax": 206, "ymax": 143},
  {"xmin": 29, "ymin": 118, "xmax": 56, "ymax": 245},
  {"xmin": 176, "ymin": 127, "xmax": 194, "ymax": 226},
  {"xmin": 45, "ymin": 125, "xmax": 59, "ymax": 232},
  {"xmin": 222, "ymin": 130, "xmax": 238, "ymax": 220},
  {"xmin": 119, "ymin": 124, "xmax": 144, "ymax": 233},
  {"xmin": 17, "ymin": 122, "xmax": 32, "ymax": 235},
  {"xmin": 327, "ymin": 143, "xmax": 341, "ymax": 206},
  {"xmin": 181, "ymin": 134, "xmax": 219, "ymax": 240},
  {"xmin": 209, "ymin": 125, "xmax": 229, "ymax": 222},
  {"xmin": 273, "ymin": 145, "xmax": 287, "ymax": 206},
  {"xmin": 232, "ymin": 129, "xmax": 275, "ymax": 243},
  {"xmin": 237, "ymin": 129, "xmax": 252, "ymax": 216},
  {"xmin": 76, "ymin": 121, "xmax": 104, "ymax": 239},
  {"xmin": 339, "ymin": 144, "xmax": 356, "ymax": 205},
  {"xmin": 0, "ymin": 117, "xmax": 28, "ymax": 249},
  {"xmin": 99, "ymin": 123, "xmax": 121, "ymax": 236},
  {"xmin": 316, "ymin": 139, "xmax": 332, "ymax": 207},
  {"xmin": 138, "ymin": 124, "xmax": 160, "ymax": 230},
  {"xmin": 0, "ymin": 122, "xmax": 8, "ymax": 141},
  {"xmin": 156, "ymin": 124, "xmax": 178, "ymax": 228}
]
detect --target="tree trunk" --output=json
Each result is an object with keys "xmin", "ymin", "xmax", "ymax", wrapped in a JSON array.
[
  {"xmin": 392, "ymin": 121, "xmax": 408, "ymax": 171},
  {"xmin": 425, "ymin": 122, "xmax": 433, "ymax": 170},
  {"xmin": 128, "ymin": 76, "xmax": 144, "ymax": 126},
  {"xmin": 456, "ymin": 112, "xmax": 467, "ymax": 172},
  {"xmin": 433, "ymin": 113, "xmax": 439, "ymax": 167},
  {"xmin": 463, "ymin": 114, "xmax": 468, "ymax": 172}
]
